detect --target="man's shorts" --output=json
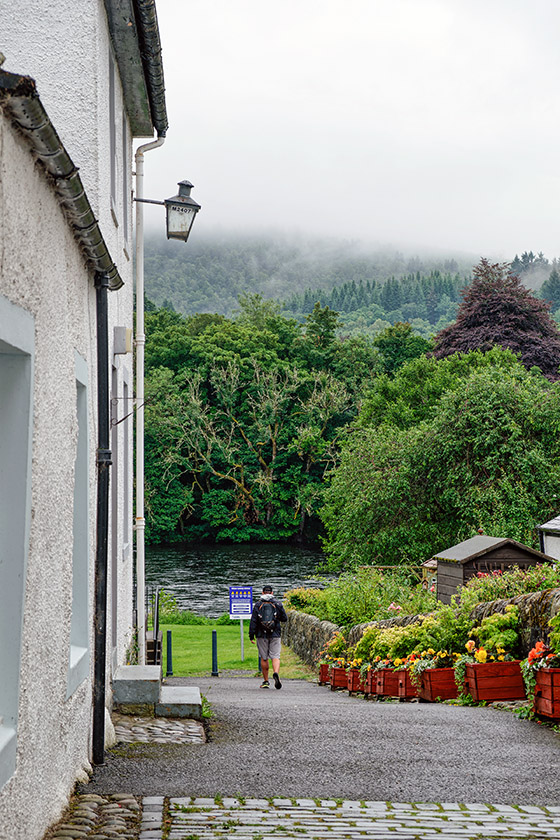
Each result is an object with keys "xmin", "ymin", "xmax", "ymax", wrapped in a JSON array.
[{"xmin": 256, "ymin": 635, "xmax": 281, "ymax": 660}]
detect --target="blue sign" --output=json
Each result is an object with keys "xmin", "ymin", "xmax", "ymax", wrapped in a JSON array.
[{"xmin": 229, "ymin": 586, "xmax": 253, "ymax": 619}]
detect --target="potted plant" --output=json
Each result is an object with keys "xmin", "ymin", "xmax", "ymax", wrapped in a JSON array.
[
  {"xmin": 346, "ymin": 656, "xmax": 365, "ymax": 694},
  {"xmin": 394, "ymin": 654, "xmax": 418, "ymax": 699},
  {"xmin": 522, "ymin": 613, "xmax": 560, "ymax": 720},
  {"xmin": 408, "ymin": 649, "xmax": 460, "ymax": 702},
  {"xmin": 455, "ymin": 606, "xmax": 525, "ymax": 702},
  {"xmin": 316, "ymin": 631, "xmax": 348, "ymax": 685}
]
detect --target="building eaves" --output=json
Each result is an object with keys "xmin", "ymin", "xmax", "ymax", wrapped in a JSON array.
[
  {"xmin": 104, "ymin": 0, "xmax": 168, "ymax": 138},
  {"xmin": 0, "ymin": 69, "xmax": 123, "ymax": 290}
]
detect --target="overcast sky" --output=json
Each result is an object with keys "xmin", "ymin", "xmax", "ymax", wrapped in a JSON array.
[{"xmin": 141, "ymin": 0, "xmax": 560, "ymax": 260}]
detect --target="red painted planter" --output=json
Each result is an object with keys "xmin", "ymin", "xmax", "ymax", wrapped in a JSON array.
[
  {"xmin": 363, "ymin": 669, "xmax": 376, "ymax": 698},
  {"xmin": 418, "ymin": 667, "xmax": 458, "ymax": 702},
  {"xmin": 465, "ymin": 661, "xmax": 525, "ymax": 702},
  {"xmin": 347, "ymin": 668, "xmax": 365, "ymax": 694},
  {"xmin": 318, "ymin": 663, "xmax": 330, "ymax": 685},
  {"xmin": 396, "ymin": 669, "xmax": 418, "ymax": 699},
  {"xmin": 534, "ymin": 668, "xmax": 560, "ymax": 719},
  {"xmin": 330, "ymin": 666, "xmax": 348, "ymax": 690},
  {"xmin": 375, "ymin": 668, "xmax": 399, "ymax": 697}
]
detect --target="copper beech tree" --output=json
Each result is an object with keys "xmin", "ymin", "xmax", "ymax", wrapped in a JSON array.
[{"xmin": 433, "ymin": 259, "xmax": 560, "ymax": 379}]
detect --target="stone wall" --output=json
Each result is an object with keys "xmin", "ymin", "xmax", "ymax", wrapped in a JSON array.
[
  {"xmin": 283, "ymin": 610, "xmax": 340, "ymax": 668},
  {"xmin": 283, "ymin": 588, "xmax": 560, "ymax": 667}
]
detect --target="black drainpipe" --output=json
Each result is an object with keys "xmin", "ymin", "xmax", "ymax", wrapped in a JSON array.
[{"xmin": 92, "ymin": 272, "xmax": 112, "ymax": 765}]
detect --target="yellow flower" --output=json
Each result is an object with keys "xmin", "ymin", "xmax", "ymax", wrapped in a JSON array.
[
  {"xmin": 427, "ymin": 648, "xmax": 435, "ymax": 655},
  {"xmin": 474, "ymin": 648, "xmax": 488, "ymax": 663},
  {"xmin": 498, "ymin": 655, "xmax": 505, "ymax": 661},
  {"xmin": 394, "ymin": 658, "xmax": 403, "ymax": 667},
  {"xmin": 466, "ymin": 640, "xmax": 476, "ymax": 653}
]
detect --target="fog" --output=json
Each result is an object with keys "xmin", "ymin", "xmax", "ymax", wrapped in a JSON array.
[{"xmin": 141, "ymin": 0, "xmax": 560, "ymax": 260}]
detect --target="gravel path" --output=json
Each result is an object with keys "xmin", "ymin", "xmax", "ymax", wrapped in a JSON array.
[{"xmin": 84, "ymin": 675, "xmax": 560, "ymax": 805}]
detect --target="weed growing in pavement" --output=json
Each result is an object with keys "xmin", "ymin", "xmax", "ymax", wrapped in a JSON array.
[{"xmin": 214, "ymin": 793, "xmax": 224, "ymax": 806}]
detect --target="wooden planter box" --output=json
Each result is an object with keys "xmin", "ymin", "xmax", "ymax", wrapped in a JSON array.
[
  {"xmin": 363, "ymin": 669, "xmax": 376, "ymax": 699},
  {"xmin": 318, "ymin": 663, "xmax": 330, "ymax": 685},
  {"xmin": 465, "ymin": 660, "xmax": 525, "ymax": 702},
  {"xmin": 375, "ymin": 668, "xmax": 399, "ymax": 697},
  {"xmin": 418, "ymin": 667, "xmax": 458, "ymax": 702},
  {"xmin": 347, "ymin": 668, "xmax": 365, "ymax": 694},
  {"xmin": 534, "ymin": 668, "xmax": 560, "ymax": 719},
  {"xmin": 396, "ymin": 669, "xmax": 418, "ymax": 699},
  {"xmin": 330, "ymin": 666, "xmax": 348, "ymax": 690}
]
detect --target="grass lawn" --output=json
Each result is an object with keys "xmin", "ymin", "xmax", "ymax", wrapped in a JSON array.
[{"xmin": 161, "ymin": 622, "xmax": 316, "ymax": 680}]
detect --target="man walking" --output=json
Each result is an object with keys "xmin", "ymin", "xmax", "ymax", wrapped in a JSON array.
[{"xmin": 249, "ymin": 585, "xmax": 287, "ymax": 689}]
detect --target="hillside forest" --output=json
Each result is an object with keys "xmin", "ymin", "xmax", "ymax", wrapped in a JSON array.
[{"xmin": 143, "ymin": 237, "xmax": 560, "ymax": 570}]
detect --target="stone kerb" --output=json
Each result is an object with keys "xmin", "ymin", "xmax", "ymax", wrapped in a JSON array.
[
  {"xmin": 284, "ymin": 587, "xmax": 560, "ymax": 668},
  {"xmin": 283, "ymin": 609, "xmax": 340, "ymax": 668}
]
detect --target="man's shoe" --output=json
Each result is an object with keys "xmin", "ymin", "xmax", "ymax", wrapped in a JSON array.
[
  {"xmin": 260, "ymin": 680, "xmax": 270, "ymax": 689},
  {"xmin": 273, "ymin": 672, "xmax": 282, "ymax": 690}
]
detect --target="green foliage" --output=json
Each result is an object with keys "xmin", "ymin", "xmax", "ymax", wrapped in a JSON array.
[
  {"xmin": 285, "ymin": 566, "xmax": 435, "ymax": 628},
  {"xmin": 457, "ymin": 564, "xmax": 560, "ymax": 615},
  {"xmin": 321, "ymin": 350, "xmax": 560, "ymax": 569},
  {"xmin": 549, "ymin": 612, "xmax": 560, "ymax": 651},
  {"xmin": 468, "ymin": 605, "xmax": 521, "ymax": 656},
  {"xmin": 373, "ymin": 322, "xmax": 432, "ymax": 375},
  {"xmin": 143, "ymin": 301, "xmax": 376, "ymax": 543}
]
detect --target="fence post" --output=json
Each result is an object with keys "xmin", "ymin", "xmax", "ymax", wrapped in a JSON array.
[
  {"xmin": 212, "ymin": 629, "xmax": 219, "ymax": 677},
  {"xmin": 166, "ymin": 630, "xmax": 173, "ymax": 677}
]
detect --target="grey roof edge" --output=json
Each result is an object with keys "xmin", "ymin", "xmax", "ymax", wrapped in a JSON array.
[
  {"xmin": 538, "ymin": 516, "xmax": 560, "ymax": 534},
  {"xmin": 0, "ymin": 70, "xmax": 124, "ymax": 291},
  {"xmin": 132, "ymin": 0, "xmax": 168, "ymax": 136},
  {"xmin": 434, "ymin": 536, "xmax": 555, "ymax": 565}
]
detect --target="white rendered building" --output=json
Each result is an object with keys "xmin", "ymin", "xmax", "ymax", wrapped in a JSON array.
[{"xmin": 0, "ymin": 3, "xmax": 167, "ymax": 838}]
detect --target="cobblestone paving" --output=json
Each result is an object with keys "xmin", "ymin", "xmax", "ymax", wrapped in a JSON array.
[
  {"xmin": 112, "ymin": 714, "xmax": 205, "ymax": 745},
  {"xmin": 47, "ymin": 794, "xmax": 140, "ymax": 840},
  {"xmin": 47, "ymin": 794, "xmax": 560, "ymax": 839},
  {"xmin": 164, "ymin": 798, "xmax": 560, "ymax": 840}
]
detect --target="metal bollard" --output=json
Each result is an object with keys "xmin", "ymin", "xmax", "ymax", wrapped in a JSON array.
[
  {"xmin": 166, "ymin": 630, "xmax": 173, "ymax": 677},
  {"xmin": 211, "ymin": 629, "xmax": 219, "ymax": 676}
]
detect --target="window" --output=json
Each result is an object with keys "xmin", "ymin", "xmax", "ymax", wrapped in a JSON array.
[
  {"xmin": 67, "ymin": 353, "xmax": 90, "ymax": 697},
  {"xmin": 0, "ymin": 294, "xmax": 34, "ymax": 791}
]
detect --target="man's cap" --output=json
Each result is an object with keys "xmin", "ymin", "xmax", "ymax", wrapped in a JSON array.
[{"xmin": 262, "ymin": 585, "xmax": 273, "ymax": 593}]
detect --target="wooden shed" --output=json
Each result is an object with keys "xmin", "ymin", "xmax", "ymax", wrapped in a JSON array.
[{"xmin": 433, "ymin": 536, "xmax": 554, "ymax": 604}]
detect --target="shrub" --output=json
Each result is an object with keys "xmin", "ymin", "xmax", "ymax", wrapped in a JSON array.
[
  {"xmin": 457, "ymin": 564, "xmax": 560, "ymax": 614},
  {"xmin": 285, "ymin": 566, "xmax": 435, "ymax": 627}
]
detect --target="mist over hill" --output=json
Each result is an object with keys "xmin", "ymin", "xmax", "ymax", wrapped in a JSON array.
[
  {"xmin": 143, "ymin": 233, "xmax": 559, "ymax": 337},
  {"xmin": 144, "ymin": 232, "xmax": 475, "ymax": 314}
]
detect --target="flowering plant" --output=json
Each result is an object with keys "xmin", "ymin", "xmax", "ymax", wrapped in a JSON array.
[
  {"xmin": 407, "ymin": 649, "xmax": 460, "ymax": 687},
  {"xmin": 521, "ymin": 613, "xmax": 560, "ymax": 697},
  {"xmin": 317, "ymin": 631, "xmax": 348, "ymax": 665}
]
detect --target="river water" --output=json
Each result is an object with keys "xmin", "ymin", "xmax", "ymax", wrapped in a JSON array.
[{"xmin": 145, "ymin": 542, "xmax": 326, "ymax": 617}]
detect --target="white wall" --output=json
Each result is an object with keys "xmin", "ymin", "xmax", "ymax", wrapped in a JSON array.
[
  {"xmin": 2, "ymin": 0, "xmax": 136, "ymax": 679},
  {"xmin": 0, "ymin": 110, "xmax": 96, "ymax": 840}
]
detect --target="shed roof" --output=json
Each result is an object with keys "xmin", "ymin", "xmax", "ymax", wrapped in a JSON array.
[
  {"xmin": 432, "ymin": 535, "xmax": 551, "ymax": 565},
  {"xmin": 538, "ymin": 515, "xmax": 560, "ymax": 534}
]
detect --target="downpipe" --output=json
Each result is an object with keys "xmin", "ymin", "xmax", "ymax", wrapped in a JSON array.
[
  {"xmin": 92, "ymin": 271, "xmax": 112, "ymax": 765},
  {"xmin": 134, "ymin": 134, "xmax": 165, "ymax": 666}
]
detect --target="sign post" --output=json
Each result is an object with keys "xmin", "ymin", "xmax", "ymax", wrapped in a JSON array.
[{"xmin": 229, "ymin": 586, "xmax": 253, "ymax": 662}]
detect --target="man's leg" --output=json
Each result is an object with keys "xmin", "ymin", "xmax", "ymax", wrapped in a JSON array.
[
  {"xmin": 256, "ymin": 637, "xmax": 270, "ymax": 687},
  {"xmin": 271, "ymin": 637, "xmax": 282, "ymax": 689}
]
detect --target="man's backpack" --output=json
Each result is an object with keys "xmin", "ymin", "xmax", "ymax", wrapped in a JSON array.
[{"xmin": 257, "ymin": 600, "xmax": 277, "ymax": 635}]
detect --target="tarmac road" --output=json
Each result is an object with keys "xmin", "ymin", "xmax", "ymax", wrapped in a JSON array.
[{"xmin": 85, "ymin": 675, "xmax": 560, "ymax": 805}]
